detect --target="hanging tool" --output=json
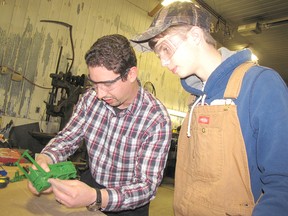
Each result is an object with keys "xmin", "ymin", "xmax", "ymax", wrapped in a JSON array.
[{"xmin": 40, "ymin": 20, "xmax": 75, "ymax": 72}]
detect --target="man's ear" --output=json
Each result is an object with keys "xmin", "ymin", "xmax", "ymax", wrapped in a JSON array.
[{"xmin": 127, "ymin": 66, "xmax": 138, "ymax": 82}]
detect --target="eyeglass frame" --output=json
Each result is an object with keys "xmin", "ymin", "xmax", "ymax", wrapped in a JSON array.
[
  {"xmin": 154, "ymin": 33, "xmax": 187, "ymax": 63},
  {"xmin": 87, "ymin": 68, "xmax": 131, "ymax": 91}
]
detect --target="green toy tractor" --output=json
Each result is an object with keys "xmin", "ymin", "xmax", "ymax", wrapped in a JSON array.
[{"xmin": 15, "ymin": 150, "xmax": 77, "ymax": 192}]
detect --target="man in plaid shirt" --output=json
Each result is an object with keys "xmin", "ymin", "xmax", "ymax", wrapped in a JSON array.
[{"xmin": 28, "ymin": 34, "xmax": 172, "ymax": 216}]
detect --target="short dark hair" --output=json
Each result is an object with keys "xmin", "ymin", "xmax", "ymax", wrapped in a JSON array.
[{"xmin": 85, "ymin": 34, "xmax": 137, "ymax": 77}]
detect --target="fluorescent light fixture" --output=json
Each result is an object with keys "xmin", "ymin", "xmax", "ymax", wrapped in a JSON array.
[
  {"xmin": 161, "ymin": 0, "xmax": 192, "ymax": 7},
  {"xmin": 167, "ymin": 109, "xmax": 187, "ymax": 118},
  {"xmin": 237, "ymin": 22, "xmax": 262, "ymax": 36}
]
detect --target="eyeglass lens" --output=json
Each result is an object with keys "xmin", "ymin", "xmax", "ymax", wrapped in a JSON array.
[
  {"xmin": 88, "ymin": 68, "xmax": 130, "ymax": 92},
  {"xmin": 154, "ymin": 35, "xmax": 185, "ymax": 62}
]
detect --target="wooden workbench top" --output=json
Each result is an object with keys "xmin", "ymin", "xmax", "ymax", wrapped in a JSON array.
[{"xmin": 0, "ymin": 165, "xmax": 105, "ymax": 216}]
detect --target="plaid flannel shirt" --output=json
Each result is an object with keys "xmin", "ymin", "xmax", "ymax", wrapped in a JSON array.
[{"xmin": 42, "ymin": 87, "xmax": 171, "ymax": 211}]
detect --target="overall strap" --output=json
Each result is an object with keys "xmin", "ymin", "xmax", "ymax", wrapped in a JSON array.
[{"xmin": 224, "ymin": 62, "xmax": 255, "ymax": 99}]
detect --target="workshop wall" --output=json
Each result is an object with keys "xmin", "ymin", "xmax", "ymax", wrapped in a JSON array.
[{"xmin": 0, "ymin": 0, "xmax": 188, "ymax": 132}]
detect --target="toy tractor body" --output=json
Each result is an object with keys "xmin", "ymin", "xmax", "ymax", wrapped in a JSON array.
[{"xmin": 15, "ymin": 150, "xmax": 77, "ymax": 192}]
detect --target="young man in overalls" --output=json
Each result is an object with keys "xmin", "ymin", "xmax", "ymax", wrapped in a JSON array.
[{"xmin": 131, "ymin": 2, "xmax": 288, "ymax": 216}]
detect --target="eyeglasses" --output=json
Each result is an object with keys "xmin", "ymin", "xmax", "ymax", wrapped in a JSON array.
[
  {"xmin": 88, "ymin": 68, "xmax": 130, "ymax": 92},
  {"xmin": 154, "ymin": 34, "xmax": 186, "ymax": 64}
]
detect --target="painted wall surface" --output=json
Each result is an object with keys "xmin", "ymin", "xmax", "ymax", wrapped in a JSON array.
[{"xmin": 0, "ymin": 0, "xmax": 189, "ymax": 131}]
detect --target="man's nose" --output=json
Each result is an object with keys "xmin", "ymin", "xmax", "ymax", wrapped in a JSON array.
[{"xmin": 96, "ymin": 87, "xmax": 107, "ymax": 100}]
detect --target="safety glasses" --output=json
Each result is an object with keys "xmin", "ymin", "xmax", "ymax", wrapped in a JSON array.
[
  {"xmin": 154, "ymin": 34, "xmax": 186, "ymax": 63},
  {"xmin": 88, "ymin": 68, "xmax": 130, "ymax": 92}
]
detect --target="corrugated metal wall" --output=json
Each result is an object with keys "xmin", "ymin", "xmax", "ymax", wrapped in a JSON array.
[{"xmin": 0, "ymin": 0, "xmax": 188, "ymax": 131}]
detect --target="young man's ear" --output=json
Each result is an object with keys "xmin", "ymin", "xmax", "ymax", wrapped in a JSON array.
[
  {"xmin": 187, "ymin": 26, "xmax": 202, "ymax": 45},
  {"xmin": 127, "ymin": 66, "xmax": 138, "ymax": 82}
]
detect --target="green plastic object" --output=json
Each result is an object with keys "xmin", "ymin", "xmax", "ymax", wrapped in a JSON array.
[
  {"xmin": 10, "ymin": 170, "xmax": 26, "ymax": 182},
  {"xmin": 14, "ymin": 150, "xmax": 77, "ymax": 192}
]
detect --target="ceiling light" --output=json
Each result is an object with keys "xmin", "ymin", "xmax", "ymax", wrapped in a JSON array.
[
  {"xmin": 238, "ymin": 16, "xmax": 288, "ymax": 37},
  {"xmin": 149, "ymin": 0, "xmax": 192, "ymax": 17},
  {"xmin": 161, "ymin": 0, "xmax": 192, "ymax": 7}
]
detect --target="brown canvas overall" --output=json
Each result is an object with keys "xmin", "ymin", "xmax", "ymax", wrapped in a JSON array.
[{"xmin": 174, "ymin": 62, "xmax": 255, "ymax": 216}]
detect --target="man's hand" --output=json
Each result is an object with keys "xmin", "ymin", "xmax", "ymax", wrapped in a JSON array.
[
  {"xmin": 35, "ymin": 153, "xmax": 53, "ymax": 172},
  {"xmin": 27, "ymin": 153, "xmax": 54, "ymax": 195},
  {"xmin": 48, "ymin": 178, "xmax": 96, "ymax": 208}
]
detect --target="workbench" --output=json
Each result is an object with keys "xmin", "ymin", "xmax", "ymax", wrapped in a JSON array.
[{"xmin": 0, "ymin": 165, "xmax": 105, "ymax": 215}]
